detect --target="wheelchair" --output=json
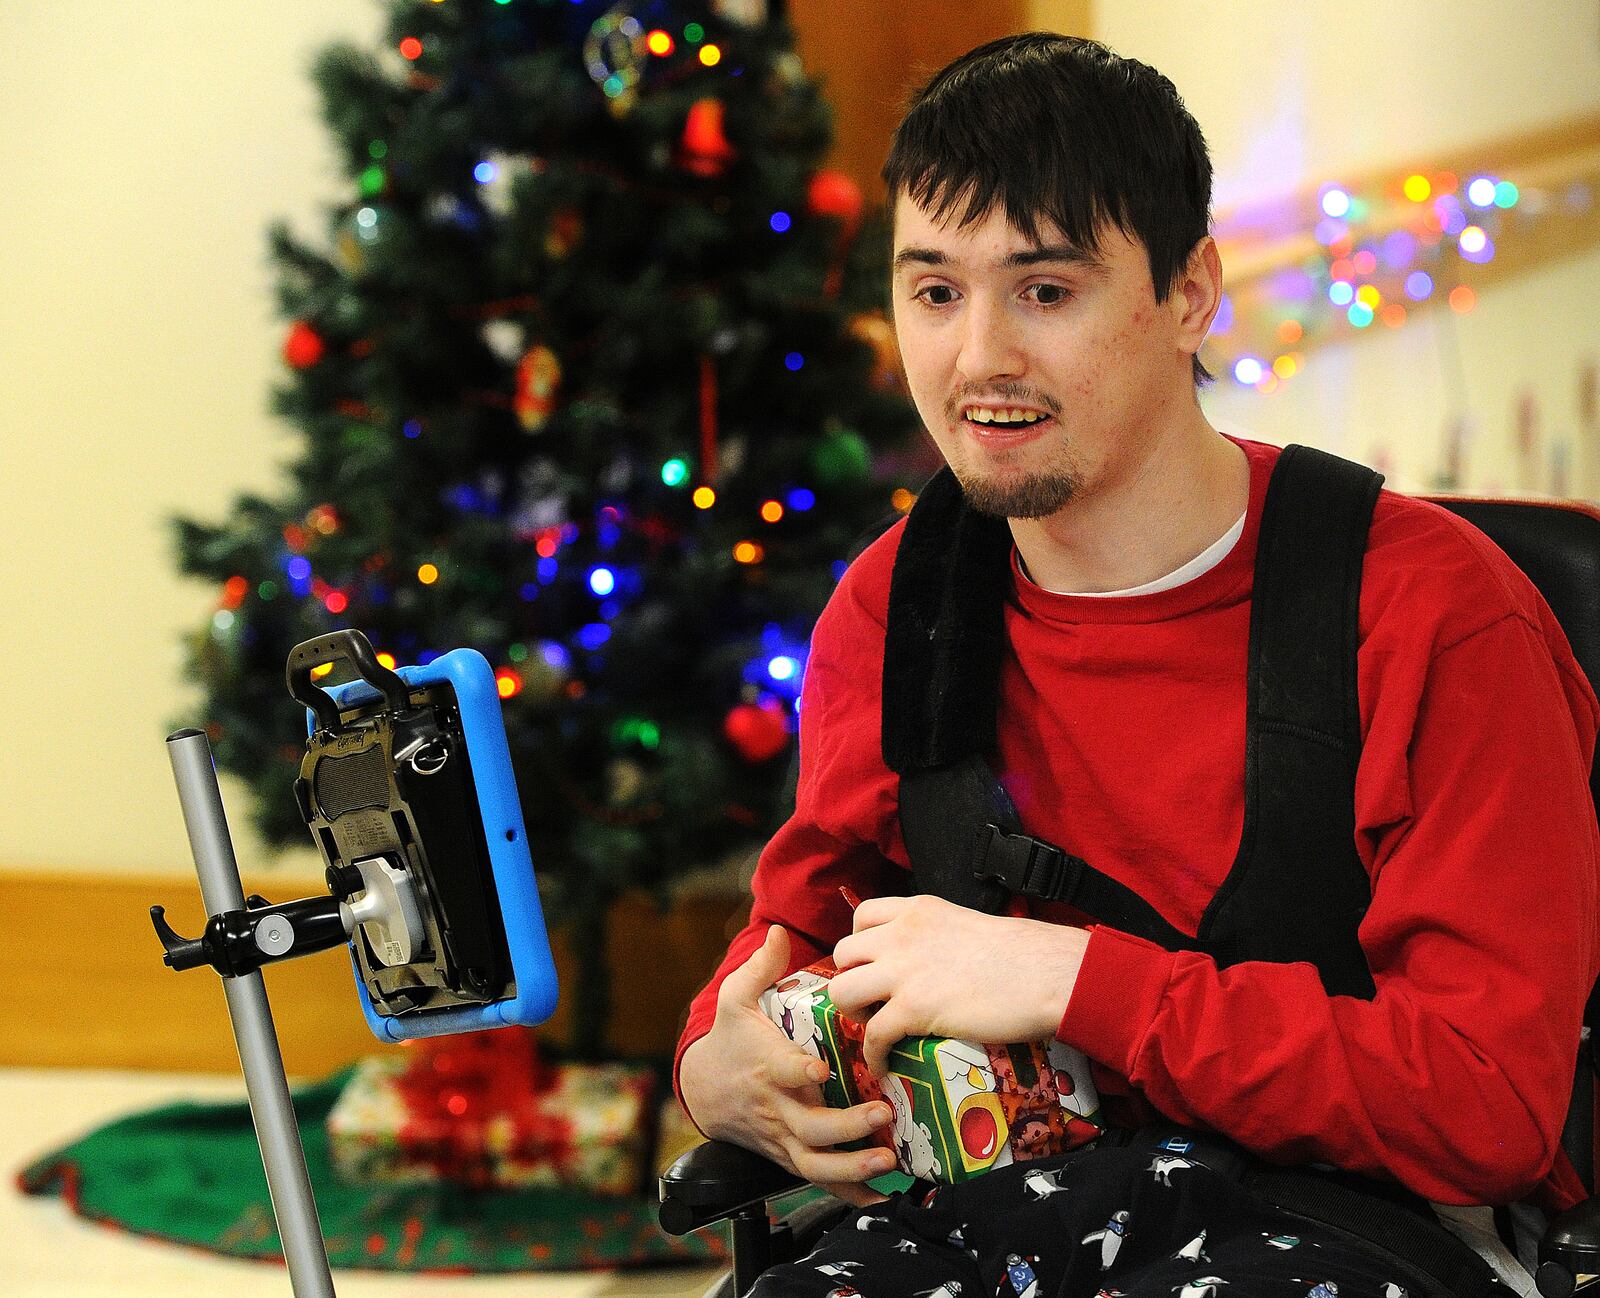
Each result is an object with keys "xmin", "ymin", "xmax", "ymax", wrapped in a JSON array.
[{"xmin": 659, "ymin": 493, "xmax": 1600, "ymax": 1298}]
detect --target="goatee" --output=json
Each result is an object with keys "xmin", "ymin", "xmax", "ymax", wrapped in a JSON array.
[{"xmin": 958, "ymin": 469, "xmax": 1083, "ymax": 520}]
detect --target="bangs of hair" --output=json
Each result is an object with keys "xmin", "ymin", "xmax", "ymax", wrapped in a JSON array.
[{"xmin": 883, "ymin": 34, "xmax": 1214, "ymax": 328}]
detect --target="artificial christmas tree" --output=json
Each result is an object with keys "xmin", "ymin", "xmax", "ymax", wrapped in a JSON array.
[{"xmin": 174, "ymin": 0, "xmax": 919, "ymax": 1055}]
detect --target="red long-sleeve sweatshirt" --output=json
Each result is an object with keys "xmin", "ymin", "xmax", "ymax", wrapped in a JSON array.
[{"xmin": 675, "ymin": 436, "xmax": 1600, "ymax": 1210}]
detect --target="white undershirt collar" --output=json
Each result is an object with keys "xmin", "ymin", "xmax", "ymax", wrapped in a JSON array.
[{"xmin": 1021, "ymin": 509, "xmax": 1248, "ymax": 597}]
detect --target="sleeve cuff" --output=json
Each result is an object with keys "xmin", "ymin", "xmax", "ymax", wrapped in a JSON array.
[{"xmin": 1057, "ymin": 924, "xmax": 1178, "ymax": 1075}]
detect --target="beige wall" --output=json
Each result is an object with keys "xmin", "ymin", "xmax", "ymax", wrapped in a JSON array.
[
  {"xmin": 0, "ymin": 3, "xmax": 383, "ymax": 876},
  {"xmin": 1033, "ymin": 0, "xmax": 1600, "ymax": 493},
  {"xmin": 3, "ymin": 2, "xmax": 1596, "ymax": 876}
]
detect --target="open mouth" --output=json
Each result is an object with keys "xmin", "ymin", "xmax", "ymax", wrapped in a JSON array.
[{"xmin": 961, "ymin": 407, "xmax": 1054, "ymax": 438}]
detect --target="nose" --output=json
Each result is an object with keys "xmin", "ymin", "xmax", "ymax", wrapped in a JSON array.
[{"xmin": 955, "ymin": 294, "xmax": 1026, "ymax": 383}]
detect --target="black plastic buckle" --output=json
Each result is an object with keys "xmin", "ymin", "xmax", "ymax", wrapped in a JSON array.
[{"xmin": 969, "ymin": 823, "xmax": 1084, "ymax": 902}]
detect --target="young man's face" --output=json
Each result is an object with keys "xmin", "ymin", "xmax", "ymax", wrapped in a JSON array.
[{"xmin": 889, "ymin": 193, "xmax": 1202, "ymax": 520}]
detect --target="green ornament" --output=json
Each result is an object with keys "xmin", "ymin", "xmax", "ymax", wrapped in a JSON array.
[{"xmin": 811, "ymin": 428, "xmax": 871, "ymax": 486}]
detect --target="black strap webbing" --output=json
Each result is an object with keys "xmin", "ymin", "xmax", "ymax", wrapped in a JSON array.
[
  {"xmin": 969, "ymin": 821, "xmax": 1201, "ymax": 951},
  {"xmin": 882, "ymin": 467, "xmax": 1012, "ymax": 774},
  {"xmin": 898, "ymin": 756, "xmax": 1202, "ymax": 948},
  {"xmin": 1195, "ymin": 443, "xmax": 1383, "ymax": 997}
]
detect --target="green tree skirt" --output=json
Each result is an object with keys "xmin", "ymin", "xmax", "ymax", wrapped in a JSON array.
[{"xmin": 16, "ymin": 1070, "xmax": 730, "ymax": 1274}]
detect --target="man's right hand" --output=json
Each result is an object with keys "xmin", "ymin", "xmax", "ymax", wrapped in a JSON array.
[{"xmin": 678, "ymin": 924, "xmax": 898, "ymax": 1208}]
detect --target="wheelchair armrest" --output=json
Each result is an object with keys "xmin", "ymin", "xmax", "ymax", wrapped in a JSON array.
[
  {"xmin": 1538, "ymin": 1193, "xmax": 1600, "ymax": 1297},
  {"xmin": 658, "ymin": 1138, "xmax": 808, "ymax": 1235}
]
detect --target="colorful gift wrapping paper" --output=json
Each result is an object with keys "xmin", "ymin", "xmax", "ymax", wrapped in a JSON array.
[{"xmin": 761, "ymin": 959, "xmax": 1102, "ymax": 1183}]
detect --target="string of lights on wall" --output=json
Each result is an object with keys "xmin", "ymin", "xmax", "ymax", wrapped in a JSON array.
[{"xmin": 1208, "ymin": 116, "xmax": 1600, "ymax": 395}]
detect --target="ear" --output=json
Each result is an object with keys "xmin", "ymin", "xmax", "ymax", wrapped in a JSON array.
[{"xmin": 1172, "ymin": 236, "xmax": 1222, "ymax": 358}]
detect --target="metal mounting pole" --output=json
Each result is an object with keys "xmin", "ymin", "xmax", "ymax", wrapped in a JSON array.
[{"xmin": 166, "ymin": 728, "xmax": 337, "ymax": 1298}]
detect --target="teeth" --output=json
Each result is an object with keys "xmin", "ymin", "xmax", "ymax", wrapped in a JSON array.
[{"xmin": 967, "ymin": 408, "xmax": 1046, "ymax": 426}]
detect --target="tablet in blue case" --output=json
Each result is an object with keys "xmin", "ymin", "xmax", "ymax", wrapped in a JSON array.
[{"xmin": 290, "ymin": 634, "xmax": 558, "ymax": 1042}]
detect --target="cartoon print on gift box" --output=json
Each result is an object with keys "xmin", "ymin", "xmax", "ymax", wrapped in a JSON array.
[
  {"xmin": 1011, "ymin": 1112, "xmax": 1059, "ymax": 1160},
  {"xmin": 986, "ymin": 1043, "xmax": 1065, "ymax": 1160},
  {"xmin": 1173, "ymin": 1230, "xmax": 1209, "ymax": 1263},
  {"xmin": 762, "ymin": 969, "xmax": 829, "ymax": 1062},
  {"xmin": 942, "ymin": 1041, "xmax": 1012, "ymax": 1175},
  {"xmin": 1262, "ymin": 1234, "xmax": 1301, "ymax": 1249},
  {"xmin": 816, "ymin": 1262, "xmax": 864, "ymax": 1278},
  {"xmin": 915, "ymin": 1283, "xmax": 964, "ymax": 1298},
  {"xmin": 1172, "ymin": 1278, "xmax": 1228, "ymax": 1298},
  {"xmin": 881, "ymin": 1072, "xmax": 943, "ymax": 1179},
  {"xmin": 1044, "ymin": 1039, "xmax": 1101, "ymax": 1124},
  {"xmin": 1382, "ymin": 1286, "xmax": 1407, "ymax": 1298},
  {"xmin": 1000, "ymin": 1252, "xmax": 1042, "ymax": 1298},
  {"xmin": 1306, "ymin": 1283, "xmax": 1339, "ymax": 1298},
  {"xmin": 1082, "ymin": 1210, "xmax": 1131, "ymax": 1269},
  {"xmin": 825, "ymin": 1287, "xmax": 860, "ymax": 1298},
  {"xmin": 826, "ymin": 995, "xmax": 890, "ymax": 1111}
]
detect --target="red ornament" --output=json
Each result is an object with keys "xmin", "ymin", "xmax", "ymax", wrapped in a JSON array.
[
  {"xmin": 807, "ymin": 169, "xmax": 864, "ymax": 236},
  {"xmin": 723, "ymin": 700, "xmax": 791, "ymax": 763},
  {"xmin": 679, "ymin": 98, "xmax": 737, "ymax": 177},
  {"xmin": 283, "ymin": 321, "xmax": 325, "ymax": 369},
  {"xmin": 808, "ymin": 168, "xmax": 865, "ymax": 296}
]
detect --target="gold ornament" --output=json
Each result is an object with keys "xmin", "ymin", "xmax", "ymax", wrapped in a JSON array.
[
  {"xmin": 849, "ymin": 310, "xmax": 905, "ymax": 392},
  {"xmin": 515, "ymin": 345, "xmax": 562, "ymax": 432},
  {"xmin": 338, "ymin": 227, "xmax": 364, "ymax": 273}
]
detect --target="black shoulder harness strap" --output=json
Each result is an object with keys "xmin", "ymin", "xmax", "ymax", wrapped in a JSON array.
[{"xmin": 885, "ymin": 445, "xmax": 1385, "ymax": 999}]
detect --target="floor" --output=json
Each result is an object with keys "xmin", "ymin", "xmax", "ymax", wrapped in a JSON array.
[{"xmin": 2, "ymin": 1068, "xmax": 724, "ymax": 1298}]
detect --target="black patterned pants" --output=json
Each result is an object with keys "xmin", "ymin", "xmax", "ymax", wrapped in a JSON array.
[{"xmin": 746, "ymin": 1141, "xmax": 1508, "ymax": 1298}]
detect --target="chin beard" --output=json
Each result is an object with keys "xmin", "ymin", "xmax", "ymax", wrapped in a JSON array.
[{"xmin": 957, "ymin": 469, "xmax": 1082, "ymax": 520}]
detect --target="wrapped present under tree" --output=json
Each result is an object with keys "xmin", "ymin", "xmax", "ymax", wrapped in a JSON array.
[{"xmin": 327, "ymin": 1031, "xmax": 657, "ymax": 1196}]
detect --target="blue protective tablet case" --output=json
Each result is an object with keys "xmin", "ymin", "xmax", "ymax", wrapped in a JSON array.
[{"xmin": 315, "ymin": 648, "xmax": 559, "ymax": 1041}]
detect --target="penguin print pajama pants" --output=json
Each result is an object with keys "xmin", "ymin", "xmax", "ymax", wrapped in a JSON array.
[{"xmin": 744, "ymin": 1142, "xmax": 1507, "ymax": 1298}]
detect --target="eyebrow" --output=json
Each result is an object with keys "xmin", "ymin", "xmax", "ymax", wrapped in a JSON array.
[{"xmin": 892, "ymin": 243, "xmax": 1106, "ymax": 273}]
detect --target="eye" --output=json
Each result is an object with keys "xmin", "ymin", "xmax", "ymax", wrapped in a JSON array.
[
  {"xmin": 1026, "ymin": 283, "xmax": 1070, "ymax": 306},
  {"xmin": 914, "ymin": 284, "xmax": 959, "ymax": 308}
]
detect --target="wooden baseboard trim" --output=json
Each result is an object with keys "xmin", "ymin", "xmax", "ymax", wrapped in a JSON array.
[{"xmin": 2, "ymin": 869, "xmax": 749, "ymax": 1073}]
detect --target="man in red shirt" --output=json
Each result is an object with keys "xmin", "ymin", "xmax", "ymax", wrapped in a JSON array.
[{"xmin": 676, "ymin": 32, "xmax": 1599, "ymax": 1296}]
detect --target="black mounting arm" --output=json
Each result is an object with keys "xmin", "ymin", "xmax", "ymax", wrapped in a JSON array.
[{"xmin": 150, "ymin": 893, "xmax": 349, "ymax": 978}]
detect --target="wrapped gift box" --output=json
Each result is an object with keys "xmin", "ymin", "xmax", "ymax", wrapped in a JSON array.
[
  {"xmin": 760, "ymin": 959, "xmax": 1102, "ymax": 1183},
  {"xmin": 326, "ymin": 1034, "xmax": 656, "ymax": 1196}
]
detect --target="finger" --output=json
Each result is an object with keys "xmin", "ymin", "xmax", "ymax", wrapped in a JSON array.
[
  {"xmin": 786, "ymin": 1136, "xmax": 900, "ymax": 1189},
  {"xmin": 717, "ymin": 925, "xmax": 790, "ymax": 1008},
  {"xmin": 781, "ymin": 1092, "xmax": 893, "ymax": 1150},
  {"xmin": 831, "ymin": 928, "xmax": 877, "ymax": 972},
  {"xmin": 862, "ymin": 1005, "xmax": 912, "ymax": 1080},
  {"xmin": 825, "ymin": 964, "xmax": 893, "ymax": 1020},
  {"xmin": 767, "ymin": 1047, "xmax": 831, "ymax": 1092},
  {"xmin": 849, "ymin": 896, "xmax": 906, "ymax": 933}
]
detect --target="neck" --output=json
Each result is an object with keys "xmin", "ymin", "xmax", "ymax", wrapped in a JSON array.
[{"xmin": 1008, "ymin": 414, "xmax": 1249, "ymax": 594}]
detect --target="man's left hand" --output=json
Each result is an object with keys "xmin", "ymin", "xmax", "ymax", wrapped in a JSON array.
[{"xmin": 826, "ymin": 895, "xmax": 1091, "ymax": 1077}]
